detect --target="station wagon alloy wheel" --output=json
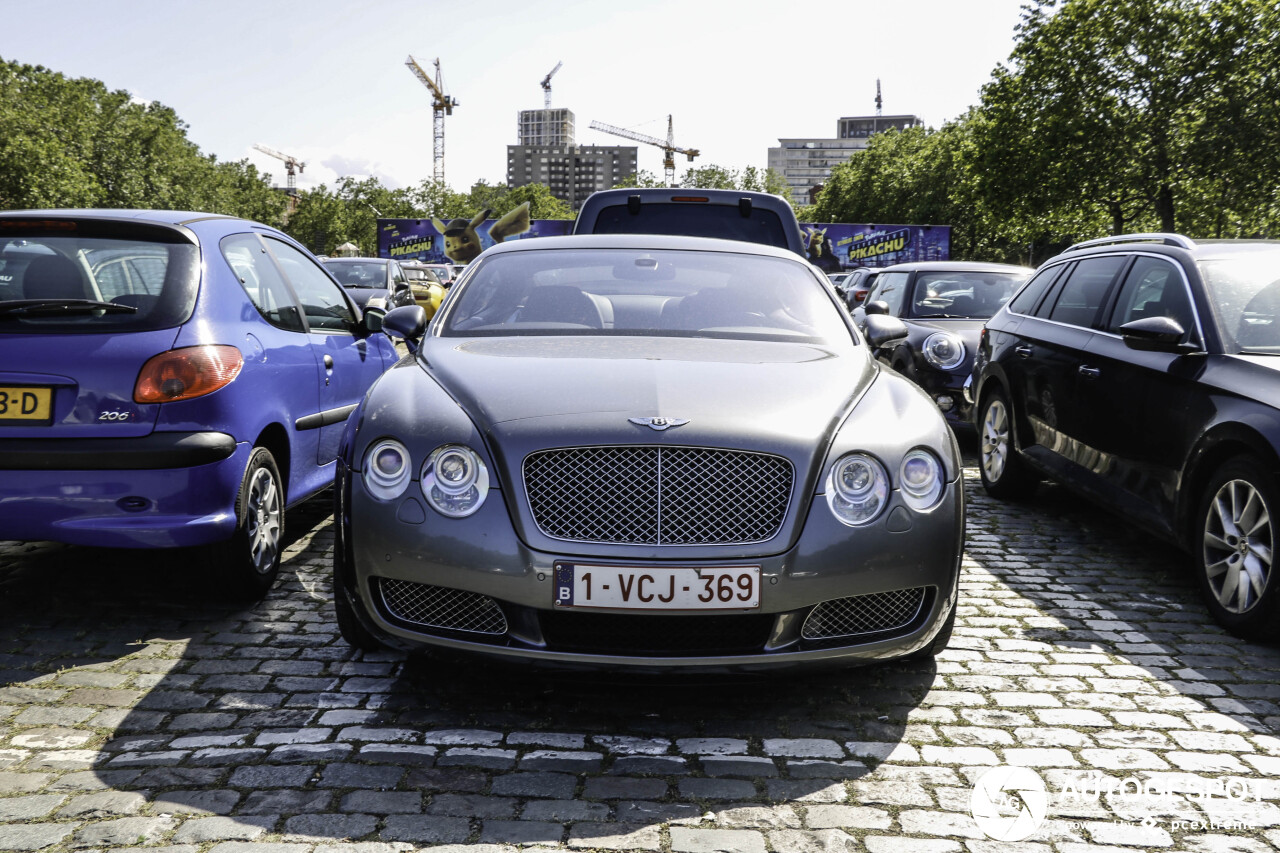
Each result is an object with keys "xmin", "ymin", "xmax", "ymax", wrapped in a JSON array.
[{"xmin": 1202, "ymin": 477, "xmax": 1272, "ymax": 614}]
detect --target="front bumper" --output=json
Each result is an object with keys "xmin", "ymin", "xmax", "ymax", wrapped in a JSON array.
[
  {"xmin": 0, "ymin": 433, "xmax": 248, "ymax": 548},
  {"xmin": 337, "ymin": 461, "xmax": 964, "ymax": 671}
]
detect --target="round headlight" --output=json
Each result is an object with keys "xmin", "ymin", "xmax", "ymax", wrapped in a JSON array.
[
  {"xmin": 922, "ymin": 332, "xmax": 966, "ymax": 370},
  {"xmin": 900, "ymin": 449, "xmax": 944, "ymax": 510},
  {"xmin": 363, "ymin": 439, "xmax": 411, "ymax": 501},
  {"xmin": 421, "ymin": 444, "xmax": 489, "ymax": 518},
  {"xmin": 826, "ymin": 453, "xmax": 889, "ymax": 526}
]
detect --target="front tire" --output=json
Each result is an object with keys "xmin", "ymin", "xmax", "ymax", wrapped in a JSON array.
[
  {"xmin": 210, "ymin": 446, "xmax": 284, "ymax": 600},
  {"xmin": 335, "ymin": 574, "xmax": 385, "ymax": 652},
  {"xmin": 977, "ymin": 389, "xmax": 1037, "ymax": 499},
  {"xmin": 1194, "ymin": 455, "xmax": 1280, "ymax": 641}
]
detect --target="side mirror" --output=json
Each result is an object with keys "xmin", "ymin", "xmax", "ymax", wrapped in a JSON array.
[
  {"xmin": 864, "ymin": 300, "xmax": 890, "ymax": 316},
  {"xmin": 362, "ymin": 306, "xmax": 385, "ymax": 333},
  {"xmin": 395, "ymin": 282, "xmax": 410, "ymax": 292},
  {"xmin": 1120, "ymin": 316, "xmax": 1200, "ymax": 354},
  {"xmin": 863, "ymin": 314, "xmax": 910, "ymax": 348},
  {"xmin": 382, "ymin": 304, "xmax": 428, "ymax": 351}
]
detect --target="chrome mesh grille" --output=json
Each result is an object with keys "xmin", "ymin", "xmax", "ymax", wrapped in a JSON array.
[
  {"xmin": 802, "ymin": 587, "xmax": 927, "ymax": 640},
  {"xmin": 377, "ymin": 578, "xmax": 507, "ymax": 635},
  {"xmin": 523, "ymin": 446, "xmax": 792, "ymax": 545}
]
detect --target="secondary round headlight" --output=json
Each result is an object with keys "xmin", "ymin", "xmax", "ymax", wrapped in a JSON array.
[
  {"xmin": 826, "ymin": 453, "xmax": 889, "ymax": 526},
  {"xmin": 363, "ymin": 439, "xmax": 411, "ymax": 501},
  {"xmin": 900, "ymin": 449, "xmax": 944, "ymax": 510},
  {"xmin": 922, "ymin": 332, "xmax": 966, "ymax": 370},
  {"xmin": 421, "ymin": 444, "xmax": 490, "ymax": 518}
]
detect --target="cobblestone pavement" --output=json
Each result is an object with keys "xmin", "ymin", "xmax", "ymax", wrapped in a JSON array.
[{"xmin": 2, "ymin": 463, "xmax": 1280, "ymax": 853}]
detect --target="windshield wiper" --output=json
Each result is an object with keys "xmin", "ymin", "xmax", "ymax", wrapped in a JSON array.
[{"xmin": 0, "ymin": 299, "xmax": 139, "ymax": 317}]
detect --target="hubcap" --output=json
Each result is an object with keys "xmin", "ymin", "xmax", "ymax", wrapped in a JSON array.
[
  {"xmin": 245, "ymin": 466, "xmax": 282, "ymax": 576},
  {"xmin": 981, "ymin": 399, "xmax": 1010, "ymax": 482},
  {"xmin": 1203, "ymin": 478, "xmax": 1272, "ymax": 614}
]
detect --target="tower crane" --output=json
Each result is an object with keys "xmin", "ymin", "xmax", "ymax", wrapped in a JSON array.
[
  {"xmin": 253, "ymin": 144, "xmax": 305, "ymax": 193},
  {"xmin": 405, "ymin": 55, "xmax": 458, "ymax": 184},
  {"xmin": 589, "ymin": 115, "xmax": 699, "ymax": 187},
  {"xmin": 540, "ymin": 61, "xmax": 562, "ymax": 108}
]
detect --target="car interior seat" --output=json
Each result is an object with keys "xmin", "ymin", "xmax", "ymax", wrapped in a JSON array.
[
  {"xmin": 519, "ymin": 285, "xmax": 605, "ymax": 328},
  {"xmin": 21, "ymin": 255, "xmax": 92, "ymax": 300}
]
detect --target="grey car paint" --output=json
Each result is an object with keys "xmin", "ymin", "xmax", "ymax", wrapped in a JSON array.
[{"xmin": 336, "ymin": 235, "xmax": 964, "ymax": 670}]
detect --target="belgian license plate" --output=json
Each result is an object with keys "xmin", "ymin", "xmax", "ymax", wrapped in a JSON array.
[
  {"xmin": 0, "ymin": 386, "xmax": 53, "ymax": 424},
  {"xmin": 554, "ymin": 563, "xmax": 760, "ymax": 610}
]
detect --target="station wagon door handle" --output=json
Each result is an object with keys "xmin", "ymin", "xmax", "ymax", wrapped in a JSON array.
[
  {"xmin": 1014, "ymin": 344, "xmax": 1033, "ymax": 358},
  {"xmin": 1078, "ymin": 365, "xmax": 1100, "ymax": 380}
]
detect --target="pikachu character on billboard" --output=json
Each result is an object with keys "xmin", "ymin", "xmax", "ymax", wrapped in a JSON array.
[{"xmin": 432, "ymin": 202, "xmax": 532, "ymax": 265}]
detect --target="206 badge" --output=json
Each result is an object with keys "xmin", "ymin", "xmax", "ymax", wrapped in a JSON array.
[{"xmin": 628, "ymin": 416, "xmax": 689, "ymax": 431}]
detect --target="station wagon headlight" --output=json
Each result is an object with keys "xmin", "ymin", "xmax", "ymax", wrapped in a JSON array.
[
  {"xmin": 899, "ymin": 449, "xmax": 944, "ymax": 510},
  {"xmin": 363, "ymin": 439, "xmax": 411, "ymax": 501},
  {"xmin": 422, "ymin": 444, "xmax": 490, "ymax": 518},
  {"xmin": 826, "ymin": 453, "xmax": 888, "ymax": 526},
  {"xmin": 922, "ymin": 332, "xmax": 966, "ymax": 370}
]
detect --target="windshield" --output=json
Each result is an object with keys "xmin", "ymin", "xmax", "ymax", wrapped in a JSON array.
[
  {"xmin": 909, "ymin": 271, "xmax": 1025, "ymax": 319},
  {"xmin": 589, "ymin": 204, "xmax": 791, "ymax": 250},
  {"xmin": 1200, "ymin": 250, "xmax": 1280, "ymax": 353},
  {"xmin": 325, "ymin": 262, "xmax": 385, "ymax": 288},
  {"xmin": 441, "ymin": 248, "xmax": 852, "ymax": 345},
  {"xmin": 0, "ymin": 229, "xmax": 198, "ymax": 334}
]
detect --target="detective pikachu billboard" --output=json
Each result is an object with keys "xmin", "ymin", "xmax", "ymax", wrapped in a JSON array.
[
  {"xmin": 378, "ymin": 203, "xmax": 572, "ymax": 265},
  {"xmin": 379, "ymin": 209, "xmax": 948, "ymax": 269}
]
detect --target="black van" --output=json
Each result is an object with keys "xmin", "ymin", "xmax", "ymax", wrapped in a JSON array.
[{"xmin": 573, "ymin": 188, "xmax": 806, "ymax": 257}]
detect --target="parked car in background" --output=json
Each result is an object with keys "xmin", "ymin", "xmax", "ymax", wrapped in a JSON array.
[
  {"xmin": 851, "ymin": 261, "xmax": 1031, "ymax": 430},
  {"xmin": 334, "ymin": 234, "xmax": 964, "ymax": 669},
  {"xmin": 828, "ymin": 272, "xmax": 850, "ymax": 289},
  {"xmin": 425, "ymin": 263, "xmax": 457, "ymax": 286},
  {"xmin": 969, "ymin": 233, "xmax": 1280, "ymax": 640},
  {"xmin": 321, "ymin": 257, "xmax": 414, "ymax": 312},
  {"xmin": 573, "ymin": 188, "xmax": 807, "ymax": 256},
  {"xmin": 0, "ymin": 209, "xmax": 398, "ymax": 597},
  {"xmin": 400, "ymin": 262, "xmax": 447, "ymax": 320},
  {"xmin": 837, "ymin": 266, "xmax": 875, "ymax": 308}
]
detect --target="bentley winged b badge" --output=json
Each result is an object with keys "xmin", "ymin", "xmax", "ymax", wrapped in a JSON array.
[{"xmin": 628, "ymin": 416, "xmax": 690, "ymax": 431}]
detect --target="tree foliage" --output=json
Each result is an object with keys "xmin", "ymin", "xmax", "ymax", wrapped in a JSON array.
[{"xmin": 814, "ymin": 0, "xmax": 1280, "ymax": 262}]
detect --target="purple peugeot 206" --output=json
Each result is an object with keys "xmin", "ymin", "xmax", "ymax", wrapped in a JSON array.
[{"xmin": 0, "ymin": 210, "xmax": 397, "ymax": 597}]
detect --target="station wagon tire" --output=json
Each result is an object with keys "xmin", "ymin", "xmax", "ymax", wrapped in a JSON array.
[
  {"xmin": 977, "ymin": 389, "xmax": 1037, "ymax": 499},
  {"xmin": 210, "ymin": 447, "xmax": 284, "ymax": 600},
  {"xmin": 1193, "ymin": 456, "xmax": 1280, "ymax": 641}
]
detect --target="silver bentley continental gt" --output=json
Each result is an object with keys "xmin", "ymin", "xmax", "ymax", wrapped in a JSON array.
[{"xmin": 333, "ymin": 234, "xmax": 964, "ymax": 671}]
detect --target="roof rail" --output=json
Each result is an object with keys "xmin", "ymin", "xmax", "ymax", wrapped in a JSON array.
[{"xmin": 1065, "ymin": 233, "xmax": 1197, "ymax": 252}]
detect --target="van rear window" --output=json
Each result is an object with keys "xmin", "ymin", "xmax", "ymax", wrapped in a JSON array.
[{"xmin": 590, "ymin": 203, "xmax": 791, "ymax": 250}]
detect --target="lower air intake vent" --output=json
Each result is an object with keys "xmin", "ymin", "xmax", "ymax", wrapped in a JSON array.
[
  {"xmin": 377, "ymin": 578, "xmax": 507, "ymax": 635},
  {"xmin": 802, "ymin": 587, "xmax": 928, "ymax": 640},
  {"xmin": 540, "ymin": 611, "xmax": 776, "ymax": 656}
]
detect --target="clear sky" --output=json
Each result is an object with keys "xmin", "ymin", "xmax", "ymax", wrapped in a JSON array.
[{"xmin": 1, "ymin": 0, "xmax": 1031, "ymax": 195}]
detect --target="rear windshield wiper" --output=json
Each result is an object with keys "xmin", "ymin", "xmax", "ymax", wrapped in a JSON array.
[{"xmin": 0, "ymin": 299, "xmax": 139, "ymax": 317}]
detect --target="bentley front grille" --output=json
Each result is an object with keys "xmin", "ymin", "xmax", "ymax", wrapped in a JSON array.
[
  {"xmin": 523, "ymin": 446, "xmax": 792, "ymax": 545},
  {"xmin": 376, "ymin": 578, "xmax": 508, "ymax": 636},
  {"xmin": 801, "ymin": 587, "xmax": 928, "ymax": 641}
]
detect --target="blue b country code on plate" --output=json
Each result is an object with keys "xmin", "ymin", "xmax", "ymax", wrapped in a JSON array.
[{"xmin": 554, "ymin": 563, "xmax": 759, "ymax": 610}]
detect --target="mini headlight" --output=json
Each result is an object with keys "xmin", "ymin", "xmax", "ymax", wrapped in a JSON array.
[
  {"xmin": 922, "ymin": 332, "xmax": 966, "ymax": 370},
  {"xmin": 422, "ymin": 444, "xmax": 489, "ymax": 518},
  {"xmin": 363, "ymin": 439, "xmax": 411, "ymax": 501},
  {"xmin": 826, "ymin": 453, "xmax": 889, "ymax": 526},
  {"xmin": 900, "ymin": 449, "xmax": 944, "ymax": 510}
]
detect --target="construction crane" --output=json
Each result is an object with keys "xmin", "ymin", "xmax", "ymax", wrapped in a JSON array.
[
  {"xmin": 540, "ymin": 61, "xmax": 562, "ymax": 108},
  {"xmin": 253, "ymin": 144, "xmax": 305, "ymax": 193},
  {"xmin": 589, "ymin": 115, "xmax": 700, "ymax": 187},
  {"xmin": 405, "ymin": 55, "xmax": 458, "ymax": 184}
]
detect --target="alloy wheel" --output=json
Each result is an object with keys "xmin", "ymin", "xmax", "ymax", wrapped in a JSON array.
[
  {"xmin": 245, "ymin": 465, "xmax": 282, "ymax": 576},
  {"xmin": 1202, "ymin": 478, "xmax": 1273, "ymax": 614},
  {"xmin": 981, "ymin": 398, "xmax": 1010, "ymax": 483}
]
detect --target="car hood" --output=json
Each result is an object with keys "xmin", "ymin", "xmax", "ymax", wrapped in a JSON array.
[{"xmin": 423, "ymin": 335, "xmax": 863, "ymax": 443}]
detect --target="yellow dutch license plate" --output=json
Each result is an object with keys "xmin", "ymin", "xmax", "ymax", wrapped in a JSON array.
[{"xmin": 0, "ymin": 386, "xmax": 54, "ymax": 423}]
